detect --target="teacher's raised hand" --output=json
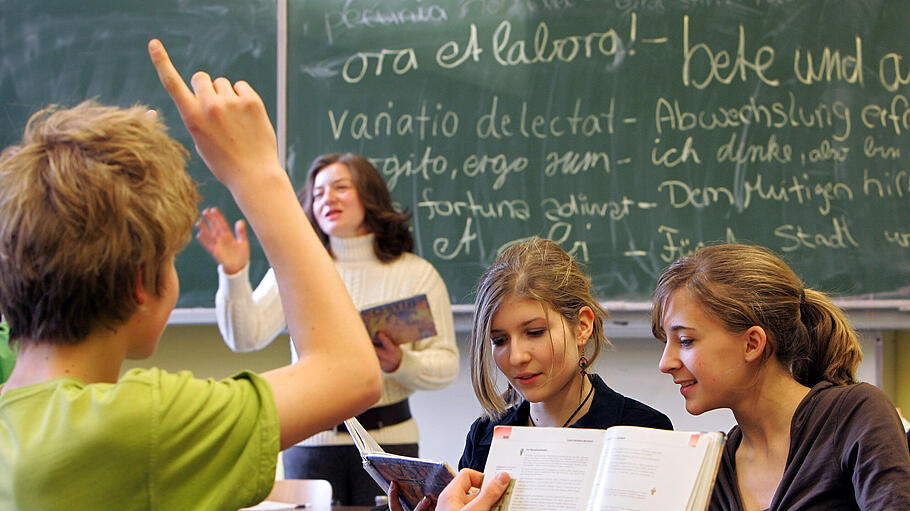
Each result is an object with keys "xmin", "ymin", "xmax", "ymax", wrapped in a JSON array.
[{"xmin": 196, "ymin": 207, "xmax": 250, "ymax": 275}]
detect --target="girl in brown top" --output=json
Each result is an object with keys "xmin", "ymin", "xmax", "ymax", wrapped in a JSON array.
[{"xmin": 652, "ymin": 244, "xmax": 910, "ymax": 511}]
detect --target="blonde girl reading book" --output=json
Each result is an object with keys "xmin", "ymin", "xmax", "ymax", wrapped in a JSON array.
[
  {"xmin": 458, "ymin": 238, "xmax": 672, "ymax": 471},
  {"xmin": 389, "ymin": 238, "xmax": 672, "ymax": 511}
]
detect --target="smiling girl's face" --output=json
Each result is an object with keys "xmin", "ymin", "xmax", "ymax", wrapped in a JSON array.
[
  {"xmin": 490, "ymin": 295, "xmax": 590, "ymax": 406},
  {"xmin": 658, "ymin": 289, "xmax": 754, "ymax": 415}
]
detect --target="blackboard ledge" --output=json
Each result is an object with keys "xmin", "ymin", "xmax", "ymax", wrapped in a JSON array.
[{"xmin": 172, "ymin": 301, "xmax": 910, "ymax": 337}]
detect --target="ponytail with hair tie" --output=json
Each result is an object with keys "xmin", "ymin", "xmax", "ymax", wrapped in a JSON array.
[
  {"xmin": 651, "ymin": 244, "xmax": 861, "ymax": 389},
  {"xmin": 798, "ymin": 289, "xmax": 810, "ymax": 325}
]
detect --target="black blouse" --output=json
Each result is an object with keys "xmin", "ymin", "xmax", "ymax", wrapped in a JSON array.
[{"xmin": 458, "ymin": 373, "xmax": 673, "ymax": 471}]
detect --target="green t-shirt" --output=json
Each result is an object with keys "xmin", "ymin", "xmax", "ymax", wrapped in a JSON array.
[
  {"xmin": 0, "ymin": 367, "xmax": 279, "ymax": 510},
  {"xmin": 0, "ymin": 323, "xmax": 13, "ymax": 384}
]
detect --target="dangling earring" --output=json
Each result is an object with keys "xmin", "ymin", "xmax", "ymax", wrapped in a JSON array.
[
  {"xmin": 563, "ymin": 356, "xmax": 595, "ymax": 427},
  {"xmin": 507, "ymin": 382, "xmax": 513, "ymax": 392}
]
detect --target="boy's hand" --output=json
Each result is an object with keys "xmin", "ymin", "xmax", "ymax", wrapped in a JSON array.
[
  {"xmin": 147, "ymin": 38, "xmax": 280, "ymax": 190},
  {"xmin": 388, "ymin": 470, "xmax": 510, "ymax": 511},
  {"xmin": 196, "ymin": 207, "xmax": 250, "ymax": 274},
  {"xmin": 388, "ymin": 480, "xmax": 436, "ymax": 511},
  {"xmin": 439, "ymin": 470, "xmax": 510, "ymax": 511},
  {"xmin": 148, "ymin": 39, "xmax": 382, "ymax": 448}
]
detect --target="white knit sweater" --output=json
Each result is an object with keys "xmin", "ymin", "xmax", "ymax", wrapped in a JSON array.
[{"xmin": 215, "ymin": 233, "xmax": 459, "ymax": 445}]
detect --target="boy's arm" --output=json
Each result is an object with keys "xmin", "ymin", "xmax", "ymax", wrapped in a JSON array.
[{"xmin": 148, "ymin": 39, "xmax": 381, "ymax": 449}]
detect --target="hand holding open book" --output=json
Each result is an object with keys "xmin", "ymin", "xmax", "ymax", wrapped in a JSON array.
[
  {"xmin": 482, "ymin": 425, "xmax": 725, "ymax": 511},
  {"xmin": 345, "ymin": 417, "xmax": 455, "ymax": 511}
]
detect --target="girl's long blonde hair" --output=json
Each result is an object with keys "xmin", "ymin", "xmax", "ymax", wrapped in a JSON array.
[{"xmin": 471, "ymin": 238, "xmax": 610, "ymax": 419}]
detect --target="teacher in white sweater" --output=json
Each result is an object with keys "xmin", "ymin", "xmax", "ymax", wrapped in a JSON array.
[{"xmin": 196, "ymin": 153, "xmax": 459, "ymax": 506}]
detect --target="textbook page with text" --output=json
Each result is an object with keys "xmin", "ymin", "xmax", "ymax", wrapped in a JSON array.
[{"xmin": 482, "ymin": 425, "xmax": 724, "ymax": 511}]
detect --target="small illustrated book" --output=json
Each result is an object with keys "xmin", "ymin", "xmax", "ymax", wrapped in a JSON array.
[
  {"xmin": 359, "ymin": 294, "xmax": 437, "ymax": 345},
  {"xmin": 346, "ymin": 417, "xmax": 455, "ymax": 511}
]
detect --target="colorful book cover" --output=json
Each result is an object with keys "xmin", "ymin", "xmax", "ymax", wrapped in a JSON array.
[
  {"xmin": 366, "ymin": 454, "xmax": 455, "ymax": 510},
  {"xmin": 346, "ymin": 417, "xmax": 454, "ymax": 511},
  {"xmin": 360, "ymin": 294, "xmax": 437, "ymax": 345}
]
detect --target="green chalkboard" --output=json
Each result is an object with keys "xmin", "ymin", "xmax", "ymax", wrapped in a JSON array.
[
  {"xmin": 287, "ymin": 0, "xmax": 910, "ymax": 304},
  {"xmin": 4, "ymin": 1, "xmax": 909, "ymax": 310},
  {"xmin": 0, "ymin": 0, "xmax": 277, "ymax": 309}
]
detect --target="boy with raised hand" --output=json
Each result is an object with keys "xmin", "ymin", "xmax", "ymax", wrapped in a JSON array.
[{"xmin": 0, "ymin": 39, "xmax": 381, "ymax": 511}]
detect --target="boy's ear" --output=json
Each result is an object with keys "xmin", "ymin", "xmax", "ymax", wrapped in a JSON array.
[
  {"xmin": 133, "ymin": 269, "xmax": 148, "ymax": 306},
  {"xmin": 743, "ymin": 325, "xmax": 768, "ymax": 363},
  {"xmin": 575, "ymin": 306, "xmax": 595, "ymax": 347}
]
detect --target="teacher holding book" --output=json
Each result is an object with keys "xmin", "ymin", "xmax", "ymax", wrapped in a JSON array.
[{"xmin": 197, "ymin": 153, "xmax": 458, "ymax": 506}]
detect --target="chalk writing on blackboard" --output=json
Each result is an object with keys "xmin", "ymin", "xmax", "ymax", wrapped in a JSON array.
[{"xmin": 288, "ymin": 1, "xmax": 910, "ymax": 302}]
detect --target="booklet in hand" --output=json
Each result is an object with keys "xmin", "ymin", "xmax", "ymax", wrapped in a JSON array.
[
  {"xmin": 359, "ymin": 294, "xmax": 437, "ymax": 345},
  {"xmin": 483, "ymin": 425, "xmax": 725, "ymax": 511},
  {"xmin": 345, "ymin": 417, "xmax": 455, "ymax": 511}
]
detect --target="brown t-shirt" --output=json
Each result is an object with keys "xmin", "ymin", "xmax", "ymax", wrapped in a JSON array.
[{"xmin": 711, "ymin": 381, "xmax": 910, "ymax": 511}]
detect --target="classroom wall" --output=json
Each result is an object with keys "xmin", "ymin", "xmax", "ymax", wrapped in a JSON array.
[
  {"xmin": 125, "ymin": 318, "xmax": 901, "ymax": 468},
  {"xmin": 894, "ymin": 330, "xmax": 910, "ymax": 413}
]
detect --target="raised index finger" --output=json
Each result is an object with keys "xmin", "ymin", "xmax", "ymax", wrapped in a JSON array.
[{"xmin": 147, "ymin": 39, "xmax": 196, "ymax": 117}]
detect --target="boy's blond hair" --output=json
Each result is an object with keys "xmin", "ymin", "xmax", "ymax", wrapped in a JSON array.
[{"xmin": 0, "ymin": 101, "xmax": 199, "ymax": 343}]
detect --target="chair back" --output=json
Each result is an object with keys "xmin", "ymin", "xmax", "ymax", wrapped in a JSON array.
[{"xmin": 267, "ymin": 479, "xmax": 333, "ymax": 511}]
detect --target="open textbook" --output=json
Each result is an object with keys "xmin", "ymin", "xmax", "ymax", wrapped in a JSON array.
[
  {"xmin": 483, "ymin": 425, "xmax": 725, "ymax": 511},
  {"xmin": 345, "ymin": 417, "xmax": 455, "ymax": 511},
  {"xmin": 359, "ymin": 294, "xmax": 437, "ymax": 345}
]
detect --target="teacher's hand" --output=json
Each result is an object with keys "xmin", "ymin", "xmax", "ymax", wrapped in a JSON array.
[
  {"xmin": 374, "ymin": 332, "xmax": 403, "ymax": 373},
  {"xmin": 196, "ymin": 206, "xmax": 250, "ymax": 274}
]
